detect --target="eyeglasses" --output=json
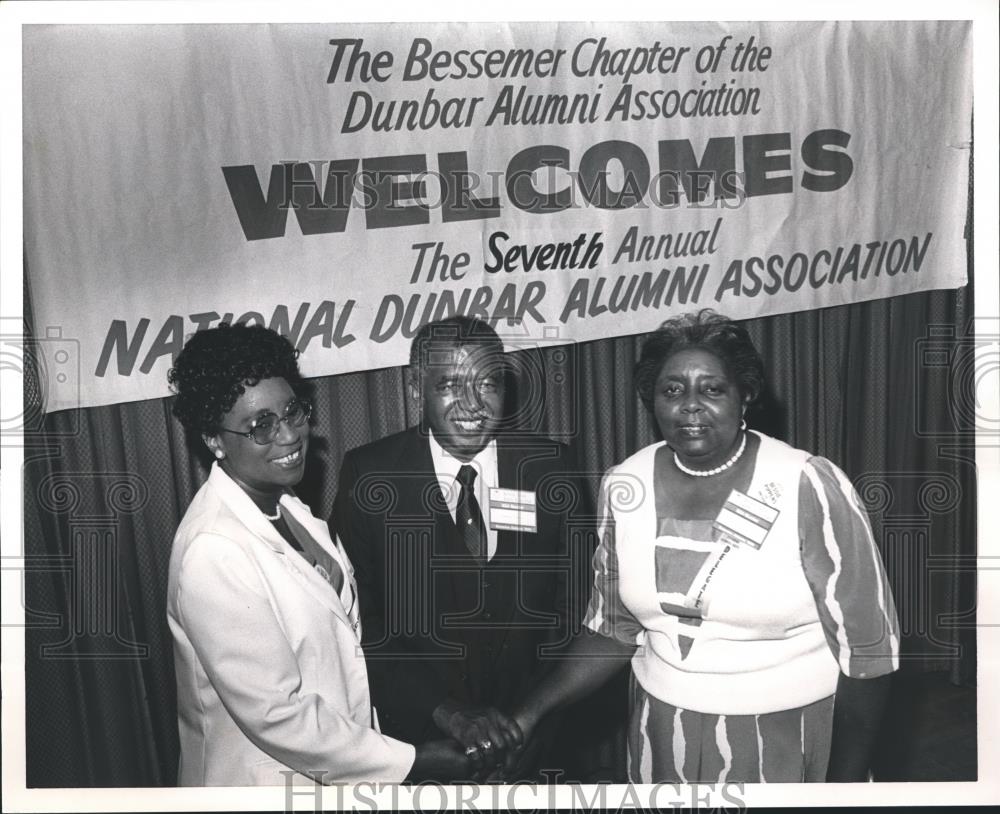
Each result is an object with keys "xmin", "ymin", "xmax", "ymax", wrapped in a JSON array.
[{"xmin": 218, "ymin": 399, "xmax": 312, "ymax": 445}]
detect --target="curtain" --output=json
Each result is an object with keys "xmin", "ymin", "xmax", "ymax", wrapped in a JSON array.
[{"xmin": 22, "ymin": 283, "xmax": 977, "ymax": 786}]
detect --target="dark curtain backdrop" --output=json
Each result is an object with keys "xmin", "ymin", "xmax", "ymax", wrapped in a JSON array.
[{"xmin": 22, "ymin": 284, "xmax": 977, "ymax": 787}]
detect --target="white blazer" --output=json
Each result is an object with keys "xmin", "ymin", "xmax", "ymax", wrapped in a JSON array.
[{"xmin": 167, "ymin": 463, "xmax": 415, "ymax": 786}]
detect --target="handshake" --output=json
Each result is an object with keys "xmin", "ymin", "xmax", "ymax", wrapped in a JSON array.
[{"xmin": 409, "ymin": 700, "xmax": 539, "ymax": 782}]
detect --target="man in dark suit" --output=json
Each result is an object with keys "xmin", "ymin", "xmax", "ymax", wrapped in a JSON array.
[{"xmin": 332, "ymin": 316, "xmax": 594, "ymax": 776}]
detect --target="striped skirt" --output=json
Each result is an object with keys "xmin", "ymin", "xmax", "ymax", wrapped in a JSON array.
[{"xmin": 626, "ymin": 676, "xmax": 835, "ymax": 783}]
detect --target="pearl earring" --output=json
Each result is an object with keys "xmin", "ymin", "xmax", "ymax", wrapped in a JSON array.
[{"xmin": 215, "ymin": 450, "xmax": 225, "ymax": 460}]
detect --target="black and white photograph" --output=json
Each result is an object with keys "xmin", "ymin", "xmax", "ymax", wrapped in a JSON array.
[{"xmin": 2, "ymin": 1, "xmax": 997, "ymax": 810}]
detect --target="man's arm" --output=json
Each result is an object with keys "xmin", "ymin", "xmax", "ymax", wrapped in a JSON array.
[
  {"xmin": 552, "ymin": 441, "xmax": 599, "ymax": 651},
  {"xmin": 493, "ymin": 441, "xmax": 603, "ymax": 779},
  {"xmin": 331, "ymin": 450, "xmax": 450, "ymax": 742}
]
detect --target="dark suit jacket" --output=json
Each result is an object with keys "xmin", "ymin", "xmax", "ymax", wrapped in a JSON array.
[{"xmin": 331, "ymin": 426, "xmax": 595, "ymax": 747}]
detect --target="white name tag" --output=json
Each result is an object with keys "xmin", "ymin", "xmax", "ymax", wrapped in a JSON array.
[
  {"xmin": 488, "ymin": 487, "xmax": 537, "ymax": 532},
  {"xmin": 712, "ymin": 489, "xmax": 779, "ymax": 550}
]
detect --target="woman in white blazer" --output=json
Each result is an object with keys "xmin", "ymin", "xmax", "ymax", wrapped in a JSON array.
[{"xmin": 166, "ymin": 323, "xmax": 468, "ymax": 786}]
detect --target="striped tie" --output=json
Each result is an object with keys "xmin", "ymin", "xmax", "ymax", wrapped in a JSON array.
[{"xmin": 455, "ymin": 464, "xmax": 487, "ymax": 564}]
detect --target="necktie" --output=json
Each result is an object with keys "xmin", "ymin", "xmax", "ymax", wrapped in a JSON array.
[{"xmin": 455, "ymin": 464, "xmax": 487, "ymax": 564}]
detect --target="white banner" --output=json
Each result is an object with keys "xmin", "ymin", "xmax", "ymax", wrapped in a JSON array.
[{"xmin": 22, "ymin": 21, "xmax": 972, "ymax": 411}]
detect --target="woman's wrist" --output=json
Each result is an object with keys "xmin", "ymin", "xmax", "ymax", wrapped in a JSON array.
[{"xmin": 512, "ymin": 704, "xmax": 541, "ymax": 740}]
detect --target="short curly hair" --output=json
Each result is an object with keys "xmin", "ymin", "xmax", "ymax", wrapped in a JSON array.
[
  {"xmin": 167, "ymin": 323, "xmax": 303, "ymax": 436},
  {"xmin": 634, "ymin": 310, "xmax": 764, "ymax": 412},
  {"xmin": 408, "ymin": 315, "xmax": 505, "ymax": 371}
]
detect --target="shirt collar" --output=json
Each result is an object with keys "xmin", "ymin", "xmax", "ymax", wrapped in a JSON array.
[{"xmin": 428, "ymin": 430, "xmax": 498, "ymax": 487}]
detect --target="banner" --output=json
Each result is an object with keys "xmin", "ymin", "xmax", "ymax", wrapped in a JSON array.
[{"xmin": 22, "ymin": 21, "xmax": 972, "ymax": 412}]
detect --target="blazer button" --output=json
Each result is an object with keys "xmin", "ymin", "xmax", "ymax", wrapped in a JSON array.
[{"xmin": 484, "ymin": 611, "xmax": 492, "ymax": 620}]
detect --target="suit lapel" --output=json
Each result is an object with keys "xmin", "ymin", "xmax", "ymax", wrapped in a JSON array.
[
  {"xmin": 495, "ymin": 440, "xmax": 519, "ymax": 562},
  {"xmin": 491, "ymin": 438, "xmax": 563, "ymax": 660},
  {"xmin": 401, "ymin": 430, "xmax": 467, "ymax": 615},
  {"xmin": 208, "ymin": 463, "xmax": 354, "ymax": 631},
  {"xmin": 489, "ymin": 440, "xmax": 523, "ymax": 658},
  {"xmin": 281, "ymin": 494, "xmax": 359, "ymax": 631}
]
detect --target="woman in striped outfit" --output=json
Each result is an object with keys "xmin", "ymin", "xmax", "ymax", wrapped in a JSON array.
[{"xmin": 512, "ymin": 310, "xmax": 899, "ymax": 782}]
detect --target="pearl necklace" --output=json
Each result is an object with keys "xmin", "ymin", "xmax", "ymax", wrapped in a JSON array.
[
  {"xmin": 262, "ymin": 504, "xmax": 282, "ymax": 521},
  {"xmin": 674, "ymin": 432, "xmax": 747, "ymax": 477}
]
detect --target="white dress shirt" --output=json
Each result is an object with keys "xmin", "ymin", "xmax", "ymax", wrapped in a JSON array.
[{"xmin": 428, "ymin": 431, "xmax": 499, "ymax": 561}]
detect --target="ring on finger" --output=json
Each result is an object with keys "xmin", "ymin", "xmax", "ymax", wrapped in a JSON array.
[{"xmin": 479, "ymin": 739, "xmax": 493, "ymax": 751}]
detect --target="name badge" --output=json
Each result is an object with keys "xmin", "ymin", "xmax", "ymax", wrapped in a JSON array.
[
  {"xmin": 712, "ymin": 489, "xmax": 779, "ymax": 550},
  {"xmin": 488, "ymin": 488, "xmax": 537, "ymax": 532}
]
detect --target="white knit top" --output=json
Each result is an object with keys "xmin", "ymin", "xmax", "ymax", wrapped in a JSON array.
[{"xmin": 583, "ymin": 432, "xmax": 899, "ymax": 716}]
